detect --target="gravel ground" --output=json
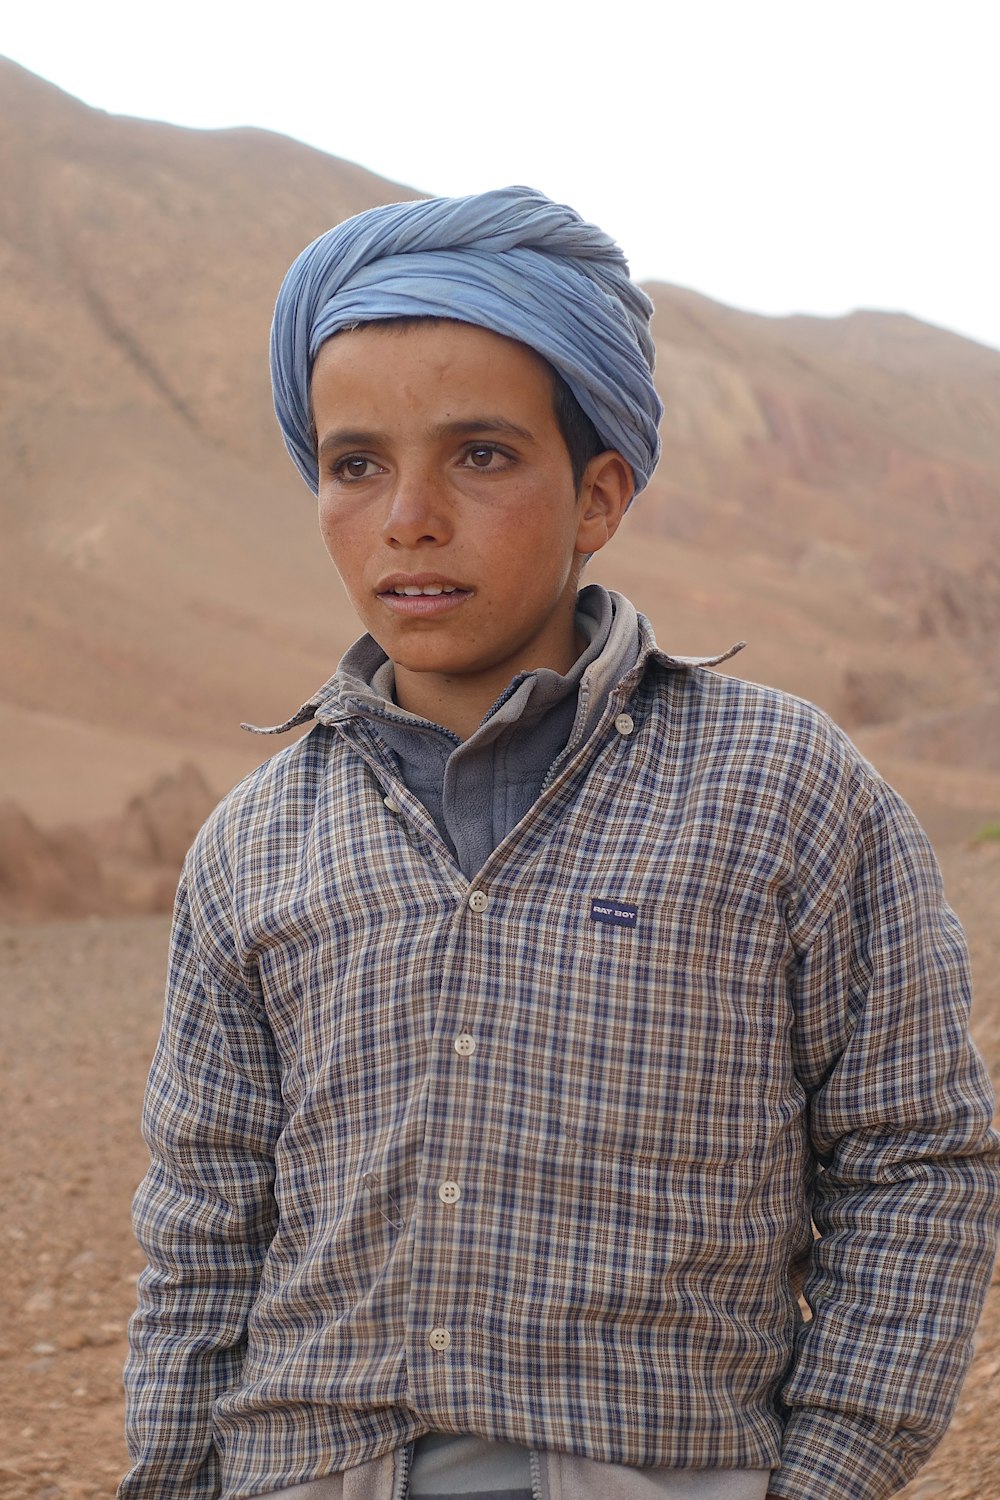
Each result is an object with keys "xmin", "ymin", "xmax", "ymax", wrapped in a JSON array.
[{"xmin": 1, "ymin": 842, "xmax": 997, "ymax": 1498}]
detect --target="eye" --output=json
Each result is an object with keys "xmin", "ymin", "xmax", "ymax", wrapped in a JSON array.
[
  {"xmin": 460, "ymin": 443, "xmax": 511, "ymax": 471},
  {"xmin": 332, "ymin": 454, "xmax": 380, "ymax": 481}
]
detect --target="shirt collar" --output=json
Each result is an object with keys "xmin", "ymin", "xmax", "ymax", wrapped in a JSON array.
[{"xmin": 240, "ymin": 592, "xmax": 745, "ymax": 739}]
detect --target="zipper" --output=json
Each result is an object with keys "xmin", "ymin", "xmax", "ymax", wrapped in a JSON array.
[
  {"xmin": 391, "ymin": 1441, "xmax": 413, "ymax": 1499},
  {"xmin": 480, "ymin": 674, "xmax": 531, "ymax": 724},
  {"xmin": 539, "ymin": 688, "xmax": 633, "ymax": 798},
  {"xmin": 528, "ymin": 1446, "xmax": 543, "ymax": 1500},
  {"xmin": 354, "ymin": 699, "xmax": 463, "ymax": 747},
  {"xmin": 350, "ymin": 671, "xmax": 528, "ymax": 741}
]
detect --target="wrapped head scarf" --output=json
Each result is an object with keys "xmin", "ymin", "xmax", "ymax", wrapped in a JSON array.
[{"xmin": 270, "ymin": 186, "xmax": 662, "ymax": 496}]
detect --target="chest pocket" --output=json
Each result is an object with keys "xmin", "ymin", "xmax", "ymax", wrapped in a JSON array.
[{"xmin": 551, "ymin": 902, "xmax": 799, "ymax": 1169}]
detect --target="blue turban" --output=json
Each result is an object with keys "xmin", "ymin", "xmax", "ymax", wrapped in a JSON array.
[{"xmin": 269, "ymin": 186, "xmax": 662, "ymax": 496}]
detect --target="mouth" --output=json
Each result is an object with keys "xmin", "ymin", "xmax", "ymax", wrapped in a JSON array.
[
  {"xmin": 376, "ymin": 577, "xmax": 473, "ymax": 616},
  {"xmin": 386, "ymin": 584, "xmax": 460, "ymax": 597}
]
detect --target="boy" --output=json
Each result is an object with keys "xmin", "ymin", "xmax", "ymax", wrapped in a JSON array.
[{"xmin": 121, "ymin": 187, "xmax": 999, "ymax": 1500}]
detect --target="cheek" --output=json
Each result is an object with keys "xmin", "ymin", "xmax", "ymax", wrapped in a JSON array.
[
  {"xmin": 477, "ymin": 482, "xmax": 567, "ymax": 558},
  {"xmin": 318, "ymin": 493, "xmax": 354, "ymax": 542},
  {"xmin": 317, "ymin": 503, "xmax": 361, "ymax": 577},
  {"xmin": 317, "ymin": 509, "xmax": 338, "ymax": 563}
]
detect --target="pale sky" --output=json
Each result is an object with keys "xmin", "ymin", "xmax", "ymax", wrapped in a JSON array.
[{"xmin": 5, "ymin": 0, "xmax": 1000, "ymax": 350}]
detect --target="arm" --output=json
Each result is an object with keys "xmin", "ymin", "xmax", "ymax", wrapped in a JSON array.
[
  {"xmin": 771, "ymin": 780, "xmax": 999, "ymax": 1500},
  {"xmin": 119, "ymin": 869, "xmax": 284, "ymax": 1500}
]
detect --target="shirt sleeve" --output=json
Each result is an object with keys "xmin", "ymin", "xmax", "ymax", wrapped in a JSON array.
[
  {"xmin": 770, "ymin": 777, "xmax": 1000, "ymax": 1500},
  {"xmin": 119, "ymin": 866, "xmax": 285, "ymax": 1500}
]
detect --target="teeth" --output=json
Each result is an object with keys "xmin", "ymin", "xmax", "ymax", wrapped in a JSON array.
[{"xmin": 392, "ymin": 585, "xmax": 457, "ymax": 596}]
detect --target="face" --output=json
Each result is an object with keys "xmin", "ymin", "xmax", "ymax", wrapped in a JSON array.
[{"xmin": 311, "ymin": 319, "xmax": 630, "ymax": 724}]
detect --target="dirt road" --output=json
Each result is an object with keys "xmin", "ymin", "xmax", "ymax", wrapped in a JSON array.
[{"xmin": 2, "ymin": 842, "xmax": 997, "ymax": 1498}]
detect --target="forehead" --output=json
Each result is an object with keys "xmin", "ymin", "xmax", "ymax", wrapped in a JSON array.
[{"xmin": 310, "ymin": 318, "xmax": 557, "ymax": 420}]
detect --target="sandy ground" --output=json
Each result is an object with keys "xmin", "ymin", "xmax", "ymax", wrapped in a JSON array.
[{"xmin": 1, "ymin": 843, "xmax": 998, "ymax": 1499}]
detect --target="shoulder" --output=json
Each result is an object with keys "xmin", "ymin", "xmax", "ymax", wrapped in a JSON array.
[
  {"xmin": 673, "ymin": 668, "xmax": 952, "ymax": 948},
  {"xmin": 650, "ymin": 658, "xmax": 881, "ymax": 808},
  {"xmin": 185, "ymin": 722, "xmax": 341, "ymax": 894},
  {"xmin": 633, "ymin": 614, "xmax": 878, "ymax": 803},
  {"xmin": 640, "ymin": 662, "xmax": 902, "ymax": 938}
]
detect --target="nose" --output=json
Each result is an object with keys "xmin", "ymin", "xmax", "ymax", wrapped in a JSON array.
[{"xmin": 381, "ymin": 467, "xmax": 453, "ymax": 549}]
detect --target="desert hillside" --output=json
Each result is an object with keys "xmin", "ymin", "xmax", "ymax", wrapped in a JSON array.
[{"xmin": 1, "ymin": 51, "xmax": 999, "ymax": 907}]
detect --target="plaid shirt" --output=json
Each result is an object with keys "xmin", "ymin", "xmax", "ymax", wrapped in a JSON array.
[{"xmin": 122, "ymin": 619, "xmax": 999, "ymax": 1500}]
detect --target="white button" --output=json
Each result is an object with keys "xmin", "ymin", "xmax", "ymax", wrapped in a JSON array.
[
  {"xmin": 468, "ymin": 889, "xmax": 489, "ymax": 913},
  {"xmin": 438, "ymin": 1180, "xmax": 462, "ymax": 1204},
  {"xmin": 454, "ymin": 1032, "xmax": 476, "ymax": 1057},
  {"xmin": 428, "ymin": 1326, "xmax": 452, "ymax": 1351},
  {"xmin": 615, "ymin": 713, "xmax": 635, "ymax": 736},
  {"xmin": 383, "ymin": 796, "xmax": 401, "ymax": 813}
]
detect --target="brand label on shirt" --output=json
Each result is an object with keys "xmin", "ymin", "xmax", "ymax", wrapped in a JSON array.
[{"xmin": 590, "ymin": 898, "xmax": 638, "ymax": 928}]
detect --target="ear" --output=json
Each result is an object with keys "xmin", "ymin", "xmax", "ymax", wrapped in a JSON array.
[{"xmin": 574, "ymin": 451, "xmax": 634, "ymax": 557}]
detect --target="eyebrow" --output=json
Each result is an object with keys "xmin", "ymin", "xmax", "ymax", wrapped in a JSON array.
[
  {"xmin": 317, "ymin": 416, "xmax": 536, "ymax": 458},
  {"xmin": 435, "ymin": 417, "xmax": 536, "ymax": 442},
  {"xmin": 318, "ymin": 430, "xmax": 381, "ymax": 458}
]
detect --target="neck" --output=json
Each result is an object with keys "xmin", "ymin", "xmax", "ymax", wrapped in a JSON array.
[{"xmin": 393, "ymin": 631, "xmax": 586, "ymax": 741}]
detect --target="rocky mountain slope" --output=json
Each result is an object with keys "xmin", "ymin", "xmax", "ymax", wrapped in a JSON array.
[{"xmin": 1, "ymin": 56, "xmax": 998, "ymax": 916}]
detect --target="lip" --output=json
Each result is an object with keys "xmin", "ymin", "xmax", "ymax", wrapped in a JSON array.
[
  {"xmin": 375, "ymin": 573, "xmax": 472, "ymax": 593},
  {"xmin": 375, "ymin": 573, "xmax": 474, "ymax": 618}
]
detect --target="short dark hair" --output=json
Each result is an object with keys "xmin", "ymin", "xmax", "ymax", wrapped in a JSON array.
[
  {"xmin": 550, "ymin": 369, "xmax": 605, "ymax": 492},
  {"xmin": 322, "ymin": 316, "xmax": 607, "ymax": 493}
]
